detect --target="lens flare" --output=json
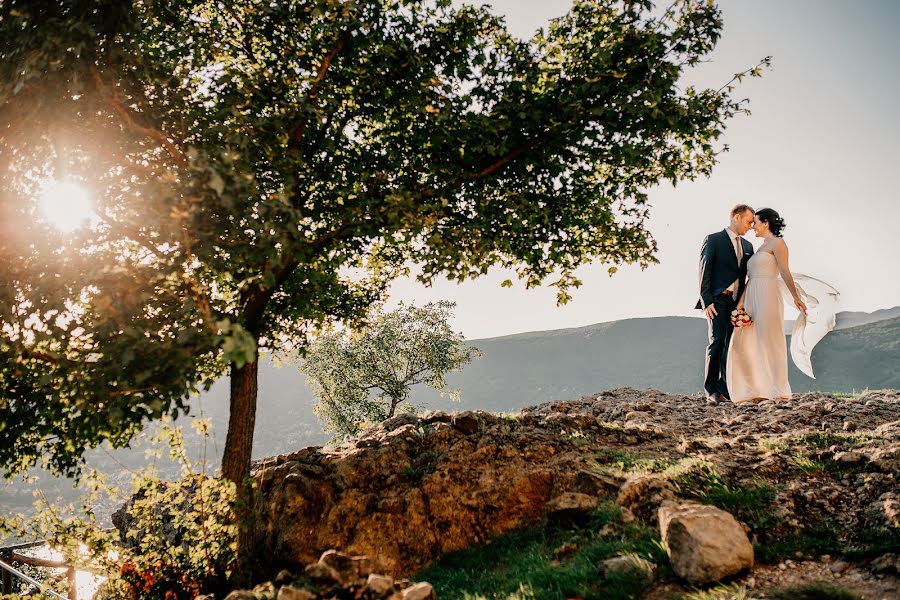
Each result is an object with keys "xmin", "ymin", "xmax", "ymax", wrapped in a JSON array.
[{"xmin": 38, "ymin": 180, "xmax": 95, "ymax": 232}]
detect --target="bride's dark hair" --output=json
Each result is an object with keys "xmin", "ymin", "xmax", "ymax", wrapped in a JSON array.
[{"xmin": 755, "ymin": 208, "xmax": 786, "ymax": 237}]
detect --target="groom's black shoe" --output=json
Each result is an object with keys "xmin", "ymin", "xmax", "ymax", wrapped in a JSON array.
[
  {"xmin": 706, "ymin": 393, "xmax": 722, "ymax": 406},
  {"xmin": 719, "ymin": 394, "xmax": 732, "ymax": 403}
]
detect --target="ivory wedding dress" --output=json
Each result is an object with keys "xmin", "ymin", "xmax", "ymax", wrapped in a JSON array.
[{"xmin": 727, "ymin": 251, "xmax": 839, "ymax": 402}]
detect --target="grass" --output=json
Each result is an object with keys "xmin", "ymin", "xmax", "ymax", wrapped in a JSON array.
[
  {"xmin": 792, "ymin": 432, "xmax": 875, "ymax": 450},
  {"xmin": 415, "ymin": 502, "xmax": 668, "ymax": 600},
  {"xmin": 669, "ymin": 463, "xmax": 778, "ymax": 532},
  {"xmin": 678, "ymin": 583, "xmax": 751, "ymax": 600},
  {"xmin": 788, "ymin": 453, "xmax": 869, "ymax": 476},
  {"xmin": 754, "ymin": 525, "xmax": 843, "ymax": 563},
  {"xmin": 758, "ymin": 437, "xmax": 788, "ymax": 455},
  {"xmin": 591, "ymin": 449, "xmax": 679, "ymax": 476}
]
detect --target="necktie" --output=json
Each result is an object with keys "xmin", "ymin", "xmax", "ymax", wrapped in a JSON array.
[{"xmin": 735, "ymin": 236, "xmax": 743, "ymax": 264}]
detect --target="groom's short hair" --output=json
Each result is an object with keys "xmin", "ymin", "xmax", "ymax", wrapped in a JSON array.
[{"xmin": 731, "ymin": 204, "xmax": 754, "ymax": 217}]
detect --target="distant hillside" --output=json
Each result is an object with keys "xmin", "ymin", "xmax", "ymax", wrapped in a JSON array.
[
  {"xmin": 199, "ymin": 308, "xmax": 900, "ymax": 459},
  {"xmin": 785, "ymin": 305, "xmax": 900, "ymax": 333}
]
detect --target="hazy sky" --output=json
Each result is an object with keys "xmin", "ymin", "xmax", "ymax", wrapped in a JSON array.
[{"xmin": 388, "ymin": 0, "xmax": 900, "ymax": 339}]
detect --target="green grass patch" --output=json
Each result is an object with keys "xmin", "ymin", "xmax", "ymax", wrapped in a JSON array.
[
  {"xmin": 415, "ymin": 503, "xmax": 667, "ymax": 600},
  {"xmin": 758, "ymin": 437, "xmax": 789, "ymax": 454},
  {"xmin": 788, "ymin": 453, "xmax": 868, "ymax": 476},
  {"xmin": 591, "ymin": 449, "xmax": 679, "ymax": 476},
  {"xmin": 792, "ymin": 432, "xmax": 875, "ymax": 450},
  {"xmin": 755, "ymin": 524, "xmax": 842, "ymax": 563},
  {"xmin": 789, "ymin": 454, "xmax": 827, "ymax": 474},
  {"xmin": 847, "ymin": 527, "xmax": 900, "ymax": 560},
  {"xmin": 766, "ymin": 581, "xmax": 864, "ymax": 600},
  {"xmin": 670, "ymin": 464, "xmax": 778, "ymax": 532}
]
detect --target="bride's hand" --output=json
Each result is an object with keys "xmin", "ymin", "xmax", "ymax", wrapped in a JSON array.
[{"xmin": 794, "ymin": 298, "xmax": 807, "ymax": 314}]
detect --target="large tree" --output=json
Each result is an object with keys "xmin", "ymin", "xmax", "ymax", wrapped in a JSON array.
[{"xmin": 0, "ymin": 0, "xmax": 763, "ymax": 558}]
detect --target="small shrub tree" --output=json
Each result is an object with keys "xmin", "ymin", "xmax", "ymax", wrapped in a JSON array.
[{"xmin": 301, "ymin": 301, "xmax": 479, "ymax": 439}]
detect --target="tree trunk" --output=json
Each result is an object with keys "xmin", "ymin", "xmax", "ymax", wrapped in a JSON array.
[
  {"xmin": 222, "ymin": 359, "xmax": 259, "ymax": 484},
  {"xmin": 222, "ymin": 357, "xmax": 259, "ymax": 583}
]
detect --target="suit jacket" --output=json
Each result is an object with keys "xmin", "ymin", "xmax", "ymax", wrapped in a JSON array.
[{"xmin": 695, "ymin": 229, "xmax": 754, "ymax": 310}]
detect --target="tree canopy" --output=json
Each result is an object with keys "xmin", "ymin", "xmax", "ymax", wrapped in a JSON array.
[{"xmin": 0, "ymin": 0, "xmax": 763, "ymax": 483}]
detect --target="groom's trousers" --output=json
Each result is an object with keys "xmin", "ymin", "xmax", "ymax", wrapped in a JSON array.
[{"xmin": 703, "ymin": 292, "xmax": 737, "ymax": 398}]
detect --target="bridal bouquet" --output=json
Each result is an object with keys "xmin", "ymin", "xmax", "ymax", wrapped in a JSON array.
[{"xmin": 731, "ymin": 308, "xmax": 752, "ymax": 328}]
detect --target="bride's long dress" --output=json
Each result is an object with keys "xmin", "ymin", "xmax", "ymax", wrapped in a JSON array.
[
  {"xmin": 728, "ymin": 252, "xmax": 791, "ymax": 401},
  {"xmin": 726, "ymin": 251, "xmax": 840, "ymax": 402}
]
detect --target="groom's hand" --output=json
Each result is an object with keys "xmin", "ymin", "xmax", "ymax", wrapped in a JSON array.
[{"xmin": 704, "ymin": 304, "xmax": 717, "ymax": 319}]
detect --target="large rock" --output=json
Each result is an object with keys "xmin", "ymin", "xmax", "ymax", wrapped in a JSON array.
[
  {"xmin": 251, "ymin": 409, "xmax": 621, "ymax": 576},
  {"xmin": 658, "ymin": 501, "xmax": 754, "ymax": 584}
]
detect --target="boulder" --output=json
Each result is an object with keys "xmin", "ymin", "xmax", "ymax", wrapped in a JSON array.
[
  {"xmin": 400, "ymin": 582, "xmax": 435, "ymax": 600},
  {"xmin": 658, "ymin": 501, "xmax": 754, "ymax": 584},
  {"xmin": 276, "ymin": 587, "xmax": 315, "ymax": 600},
  {"xmin": 598, "ymin": 554, "xmax": 655, "ymax": 586},
  {"xmin": 545, "ymin": 492, "xmax": 599, "ymax": 522},
  {"xmin": 365, "ymin": 573, "xmax": 396, "ymax": 595}
]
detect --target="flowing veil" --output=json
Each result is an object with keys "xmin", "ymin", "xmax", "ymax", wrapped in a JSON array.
[{"xmin": 778, "ymin": 275, "xmax": 840, "ymax": 378}]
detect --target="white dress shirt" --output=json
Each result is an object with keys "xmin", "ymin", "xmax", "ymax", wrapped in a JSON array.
[{"xmin": 724, "ymin": 227, "xmax": 743, "ymax": 294}]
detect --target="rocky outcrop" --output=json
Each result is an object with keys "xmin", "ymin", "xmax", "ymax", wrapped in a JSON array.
[
  {"xmin": 251, "ymin": 408, "xmax": 639, "ymax": 576},
  {"xmin": 658, "ymin": 501, "xmax": 754, "ymax": 584},
  {"xmin": 244, "ymin": 388, "xmax": 899, "ymax": 588}
]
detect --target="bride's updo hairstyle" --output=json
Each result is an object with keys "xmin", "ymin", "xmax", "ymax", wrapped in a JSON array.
[{"xmin": 755, "ymin": 208, "xmax": 786, "ymax": 237}]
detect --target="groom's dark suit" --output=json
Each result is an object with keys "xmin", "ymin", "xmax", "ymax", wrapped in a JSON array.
[{"xmin": 696, "ymin": 229, "xmax": 753, "ymax": 399}]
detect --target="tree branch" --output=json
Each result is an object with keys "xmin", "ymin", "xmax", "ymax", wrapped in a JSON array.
[
  {"xmin": 89, "ymin": 64, "xmax": 188, "ymax": 167},
  {"xmin": 461, "ymin": 133, "xmax": 551, "ymax": 181},
  {"xmin": 290, "ymin": 27, "xmax": 355, "ymax": 148}
]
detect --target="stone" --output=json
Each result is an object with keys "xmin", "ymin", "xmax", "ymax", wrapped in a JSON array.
[
  {"xmin": 553, "ymin": 542, "xmax": 579, "ymax": 560},
  {"xmin": 870, "ymin": 553, "xmax": 900, "ymax": 576},
  {"xmin": 830, "ymin": 560, "xmax": 850, "ymax": 574},
  {"xmin": 223, "ymin": 592, "xmax": 256, "ymax": 600},
  {"xmin": 366, "ymin": 573, "xmax": 396, "ymax": 595},
  {"xmin": 382, "ymin": 412, "xmax": 420, "ymax": 431},
  {"xmin": 451, "ymin": 411, "xmax": 481, "ymax": 435},
  {"xmin": 658, "ymin": 501, "xmax": 754, "ymax": 584},
  {"xmin": 401, "ymin": 582, "xmax": 435, "ymax": 600},
  {"xmin": 572, "ymin": 469, "xmax": 621, "ymax": 496},
  {"xmin": 319, "ymin": 549, "xmax": 357, "ymax": 584},
  {"xmin": 304, "ymin": 562, "xmax": 340, "ymax": 583},
  {"xmin": 617, "ymin": 474, "xmax": 675, "ymax": 521},
  {"xmin": 252, "ymin": 582, "xmax": 276, "ymax": 598},
  {"xmin": 277, "ymin": 587, "xmax": 316, "ymax": 600},
  {"xmin": 869, "ymin": 493, "xmax": 900, "ymax": 529},
  {"xmin": 274, "ymin": 569, "xmax": 295, "ymax": 585},
  {"xmin": 545, "ymin": 492, "xmax": 598, "ymax": 521},
  {"xmin": 598, "ymin": 554, "xmax": 655, "ymax": 586},
  {"xmin": 834, "ymin": 450, "xmax": 868, "ymax": 466}
]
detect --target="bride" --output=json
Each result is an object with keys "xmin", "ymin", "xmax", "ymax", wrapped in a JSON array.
[{"xmin": 726, "ymin": 208, "xmax": 839, "ymax": 403}]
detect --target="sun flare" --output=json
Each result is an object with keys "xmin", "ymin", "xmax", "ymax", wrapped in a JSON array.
[{"xmin": 38, "ymin": 180, "xmax": 95, "ymax": 232}]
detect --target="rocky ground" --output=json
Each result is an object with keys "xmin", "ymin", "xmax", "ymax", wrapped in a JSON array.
[{"xmin": 242, "ymin": 388, "xmax": 899, "ymax": 599}]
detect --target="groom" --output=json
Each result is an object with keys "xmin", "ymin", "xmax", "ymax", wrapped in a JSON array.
[{"xmin": 696, "ymin": 204, "xmax": 755, "ymax": 405}]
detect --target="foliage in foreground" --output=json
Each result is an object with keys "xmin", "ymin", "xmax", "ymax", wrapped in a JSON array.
[
  {"xmin": 0, "ymin": 422, "xmax": 238, "ymax": 600},
  {"xmin": 301, "ymin": 301, "xmax": 479, "ymax": 440}
]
